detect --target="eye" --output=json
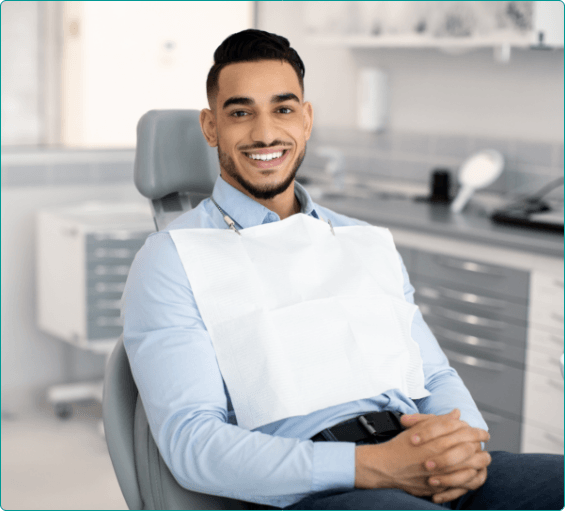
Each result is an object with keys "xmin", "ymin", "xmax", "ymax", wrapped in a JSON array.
[
  {"xmin": 230, "ymin": 110, "xmax": 249, "ymax": 118},
  {"xmin": 278, "ymin": 107, "xmax": 293, "ymax": 114}
]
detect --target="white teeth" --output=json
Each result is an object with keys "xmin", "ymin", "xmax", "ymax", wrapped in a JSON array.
[{"xmin": 248, "ymin": 151, "xmax": 283, "ymax": 161}]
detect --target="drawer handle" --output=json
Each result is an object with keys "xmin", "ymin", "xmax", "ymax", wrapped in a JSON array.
[
  {"xmin": 435, "ymin": 257, "xmax": 505, "ymax": 277},
  {"xmin": 432, "ymin": 325, "xmax": 503, "ymax": 351},
  {"xmin": 543, "ymin": 431, "xmax": 564, "ymax": 447},
  {"xmin": 95, "ymin": 299, "xmax": 121, "ymax": 309},
  {"xmin": 95, "ymin": 317, "xmax": 122, "ymax": 327},
  {"xmin": 93, "ymin": 248, "xmax": 135, "ymax": 259},
  {"xmin": 443, "ymin": 349, "xmax": 505, "ymax": 372},
  {"xmin": 93, "ymin": 231, "xmax": 148, "ymax": 241},
  {"xmin": 420, "ymin": 286, "xmax": 505, "ymax": 309},
  {"xmin": 94, "ymin": 282, "xmax": 126, "ymax": 293},
  {"xmin": 439, "ymin": 287, "xmax": 505, "ymax": 309},
  {"xmin": 94, "ymin": 265, "xmax": 130, "ymax": 276},
  {"xmin": 427, "ymin": 307, "xmax": 504, "ymax": 330}
]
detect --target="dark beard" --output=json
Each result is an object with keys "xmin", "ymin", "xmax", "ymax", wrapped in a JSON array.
[{"xmin": 218, "ymin": 145, "xmax": 306, "ymax": 200}]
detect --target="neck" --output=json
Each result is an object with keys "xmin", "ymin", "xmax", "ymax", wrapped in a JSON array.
[
  {"xmin": 220, "ymin": 173, "xmax": 300, "ymax": 220},
  {"xmin": 255, "ymin": 182, "xmax": 300, "ymax": 220}
]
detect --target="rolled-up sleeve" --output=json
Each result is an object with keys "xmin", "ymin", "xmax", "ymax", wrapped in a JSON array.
[{"xmin": 121, "ymin": 232, "xmax": 354, "ymax": 506}]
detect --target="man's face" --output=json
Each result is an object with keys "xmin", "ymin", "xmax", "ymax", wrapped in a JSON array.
[{"xmin": 201, "ymin": 60, "xmax": 313, "ymax": 201}]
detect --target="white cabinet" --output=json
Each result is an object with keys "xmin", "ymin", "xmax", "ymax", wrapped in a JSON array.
[
  {"xmin": 522, "ymin": 270, "xmax": 564, "ymax": 454},
  {"xmin": 37, "ymin": 201, "xmax": 154, "ymax": 351}
]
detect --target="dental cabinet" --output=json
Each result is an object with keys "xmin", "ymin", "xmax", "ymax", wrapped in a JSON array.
[
  {"xmin": 37, "ymin": 202, "xmax": 154, "ymax": 417},
  {"xmin": 37, "ymin": 202, "xmax": 154, "ymax": 348},
  {"xmin": 394, "ymin": 230, "xmax": 563, "ymax": 455}
]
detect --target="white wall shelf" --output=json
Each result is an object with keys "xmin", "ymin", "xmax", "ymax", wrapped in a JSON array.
[
  {"xmin": 306, "ymin": 1, "xmax": 563, "ymax": 50},
  {"xmin": 308, "ymin": 32, "xmax": 535, "ymax": 50}
]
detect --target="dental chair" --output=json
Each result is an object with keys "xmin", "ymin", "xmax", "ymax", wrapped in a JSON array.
[{"xmin": 102, "ymin": 110, "xmax": 247, "ymax": 510}]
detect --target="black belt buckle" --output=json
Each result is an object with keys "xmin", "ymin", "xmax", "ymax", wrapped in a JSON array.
[{"xmin": 357, "ymin": 411, "xmax": 404, "ymax": 442}]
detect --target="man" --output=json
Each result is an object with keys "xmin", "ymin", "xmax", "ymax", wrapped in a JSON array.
[{"xmin": 122, "ymin": 29, "xmax": 563, "ymax": 510}]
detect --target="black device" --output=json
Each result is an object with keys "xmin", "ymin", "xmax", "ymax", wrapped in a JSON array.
[
  {"xmin": 414, "ymin": 168, "xmax": 453, "ymax": 204},
  {"xmin": 490, "ymin": 177, "xmax": 564, "ymax": 234}
]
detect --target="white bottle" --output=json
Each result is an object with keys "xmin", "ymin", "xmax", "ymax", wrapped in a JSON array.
[{"xmin": 357, "ymin": 67, "xmax": 388, "ymax": 132}]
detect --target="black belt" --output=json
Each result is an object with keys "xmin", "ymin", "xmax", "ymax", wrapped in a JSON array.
[{"xmin": 311, "ymin": 411, "xmax": 405, "ymax": 444}]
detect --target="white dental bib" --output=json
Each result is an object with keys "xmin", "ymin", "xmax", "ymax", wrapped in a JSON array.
[{"xmin": 170, "ymin": 213, "xmax": 429, "ymax": 430}]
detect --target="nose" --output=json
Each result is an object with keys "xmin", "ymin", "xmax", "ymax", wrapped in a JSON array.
[{"xmin": 249, "ymin": 112, "xmax": 278, "ymax": 146}]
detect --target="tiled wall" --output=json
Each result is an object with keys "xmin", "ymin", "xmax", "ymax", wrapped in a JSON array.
[
  {"xmin": 2, "ymin": 134, "xmax": 563, "ymax": 202},
  {"xmin": 306, "ymin": 130, "xmax": 564, "ymax": 201}
]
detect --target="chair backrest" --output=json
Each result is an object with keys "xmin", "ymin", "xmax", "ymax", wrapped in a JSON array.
[
  {"xmin": 102, "ymin": 336, "xmax": 143, "ymax": 510},
  {"xmin": 103, "ymin": 337, "xmax": 246, "ymax": 510},
  {"xmin": 133, "ymin": 109, "xmax": 220, "ymax": 230},
  {"xmin": 103, "ymin": 110, "xmax": 245, "ymax": 510}
]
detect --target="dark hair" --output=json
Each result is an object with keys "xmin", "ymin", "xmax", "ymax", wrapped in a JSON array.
[{"xmin": 206, "ymin": 29, "xmax": 305, "ymax": 107}]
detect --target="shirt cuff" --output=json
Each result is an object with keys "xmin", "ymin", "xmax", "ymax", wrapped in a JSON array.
[{"xmin": 311, "ymin": 441, "xmax": 356, "ymax": 492}]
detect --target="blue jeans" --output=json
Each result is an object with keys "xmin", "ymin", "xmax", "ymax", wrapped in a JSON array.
[{"xmin": 283, "ymin": 451, "xmax": 564, "ymax": 510}]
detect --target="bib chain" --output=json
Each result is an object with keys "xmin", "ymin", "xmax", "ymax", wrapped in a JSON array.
[{"xmin": 209, "ymin": 196, "xmax": 335, "ymax": 236}]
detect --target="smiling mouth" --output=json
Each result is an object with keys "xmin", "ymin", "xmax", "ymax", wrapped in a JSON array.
[{"xmin": 243, "ymin": 149, "xmax": 288, "ymax": 162}]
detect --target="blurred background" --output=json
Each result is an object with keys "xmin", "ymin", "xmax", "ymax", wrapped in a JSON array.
[{"xmin": 1, "ymin": 1, "xmax": 563, "ymax": 509}]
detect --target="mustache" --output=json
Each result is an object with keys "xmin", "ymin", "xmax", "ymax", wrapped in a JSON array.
[{"xmin": 238, "ymin": 141, "xmax": 292, "ymax": 152}]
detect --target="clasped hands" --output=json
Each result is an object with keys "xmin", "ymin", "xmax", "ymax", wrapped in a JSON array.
[{"xmin": 354, "ymin": 409, "xmax": 491, "ymax": 504}]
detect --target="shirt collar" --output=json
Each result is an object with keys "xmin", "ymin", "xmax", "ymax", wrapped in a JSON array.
[{"xmin": 211, "ymin": 176, "xmax": 320, "ymax": 229}]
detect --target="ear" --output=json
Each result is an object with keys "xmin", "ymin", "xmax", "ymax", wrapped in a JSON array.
[
  {"xmin": 200, "ymin": 108, "xmax": 218, "ymax": 147},
  {"xmin": 302, "ymin": 101, "xmax": 314, "ymax": 141}
]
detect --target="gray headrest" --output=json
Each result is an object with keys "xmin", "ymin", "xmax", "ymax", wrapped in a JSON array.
[{"xmin": 134, "ymin": 110, "xmax": 219, "ymax": 200}]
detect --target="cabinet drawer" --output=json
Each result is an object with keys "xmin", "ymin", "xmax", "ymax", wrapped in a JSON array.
[
  {"xmin": 529, "ymin": 300, "xmax": 564, "ymax": 334},
  {"xmin": 414, "ymin": 279, "xmax": 528, "ymax": 326},
  {"xmin": 522, "ymin": 370, "xmax": 564, "ymax": 431},
  {"xmin": 531, "ymin": 284, "xmax": 564, "ymax": 309},
  {"xmin": 521, "ymin": 421, "xmax": 564, "ymax": 455},
  {"xmin": 416, "ymin": 251, "xmax": 529, "ymax": 301},
  {"xmin": 87, "ymin": 322, "xmax": 123, "ymax": 341},
  {"xmin": 86, "ymin": 233, "xmax": 149, "ymax": 249},
  {"xmin": 480, "ymin": 409, "xmax": 521, "ymax": 454},
  {"xmin": 531, "ymin": 271, "xmax": 564, "ymax": 296},
  {"xmin": 526, "ymin": 335, "xmax": 563, "ymax": 377},
  {"xmin": 427, "ymin": 318, "xmax": 526, "ymax": 366},
  {"xmin": 87, "ymin": 281, "xmax": 126, "ymax": 297},
  {"xmin": 419, "ymin": 304, "xmax": 527, "ymax": 348},
  {"xmin": 443, "ymin": 348, "xmax": 524, "ymax": 418},
  {"xmin": 527, "ymin": 328, "xmax": 563, "ymax": 354}
]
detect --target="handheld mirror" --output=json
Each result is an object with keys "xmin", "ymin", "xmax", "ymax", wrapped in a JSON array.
[{"xmin": 451, "ymin": 150, "xmax": 504, "ymax": 213}]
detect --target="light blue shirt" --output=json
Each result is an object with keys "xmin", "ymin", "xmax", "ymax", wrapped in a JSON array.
[{"xmin": 122, "ymin": 176, "xmax": 487, "ymax": 508}]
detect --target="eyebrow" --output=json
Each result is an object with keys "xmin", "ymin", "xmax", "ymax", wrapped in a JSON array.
[{"xmin": 222, "ymin": 93, "xmax": 300, "ymax": 110}]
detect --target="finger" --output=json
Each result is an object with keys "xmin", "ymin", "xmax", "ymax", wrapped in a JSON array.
[
  {"xmin": 425, "ymin": 441, "xmax": 479, "ymax": 472},
  {"xmin": 465, "ymin": 467, "xmax": 488, "ymax": 491},
  {"xmin": 462, "ymin": 451, "xmax": 492, "ymax": 471},
  {"xmin": 400, "ymin": 413, "xmax": 435, "ymax": 428},
  {"xmin": 410, "ymin": 410, "xmax": 465, "ymax": 445},
  {"xmin": 429, "ymin": 468, "xmax": 477, "ymax": 489},
  {"xmin": 432, "ymin": 467, "xmax": 488, "ymax": 503},
  {"xmin": 435, "ymin": 449, "xmax": 492, "ymax": 475},
  {"xmin": 432, "ymin": 487, "xmax": 469, "ymax": 504},
  {"xmin": 423, "ymin": 427, "xmax": 490, "ymax": 462}
]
